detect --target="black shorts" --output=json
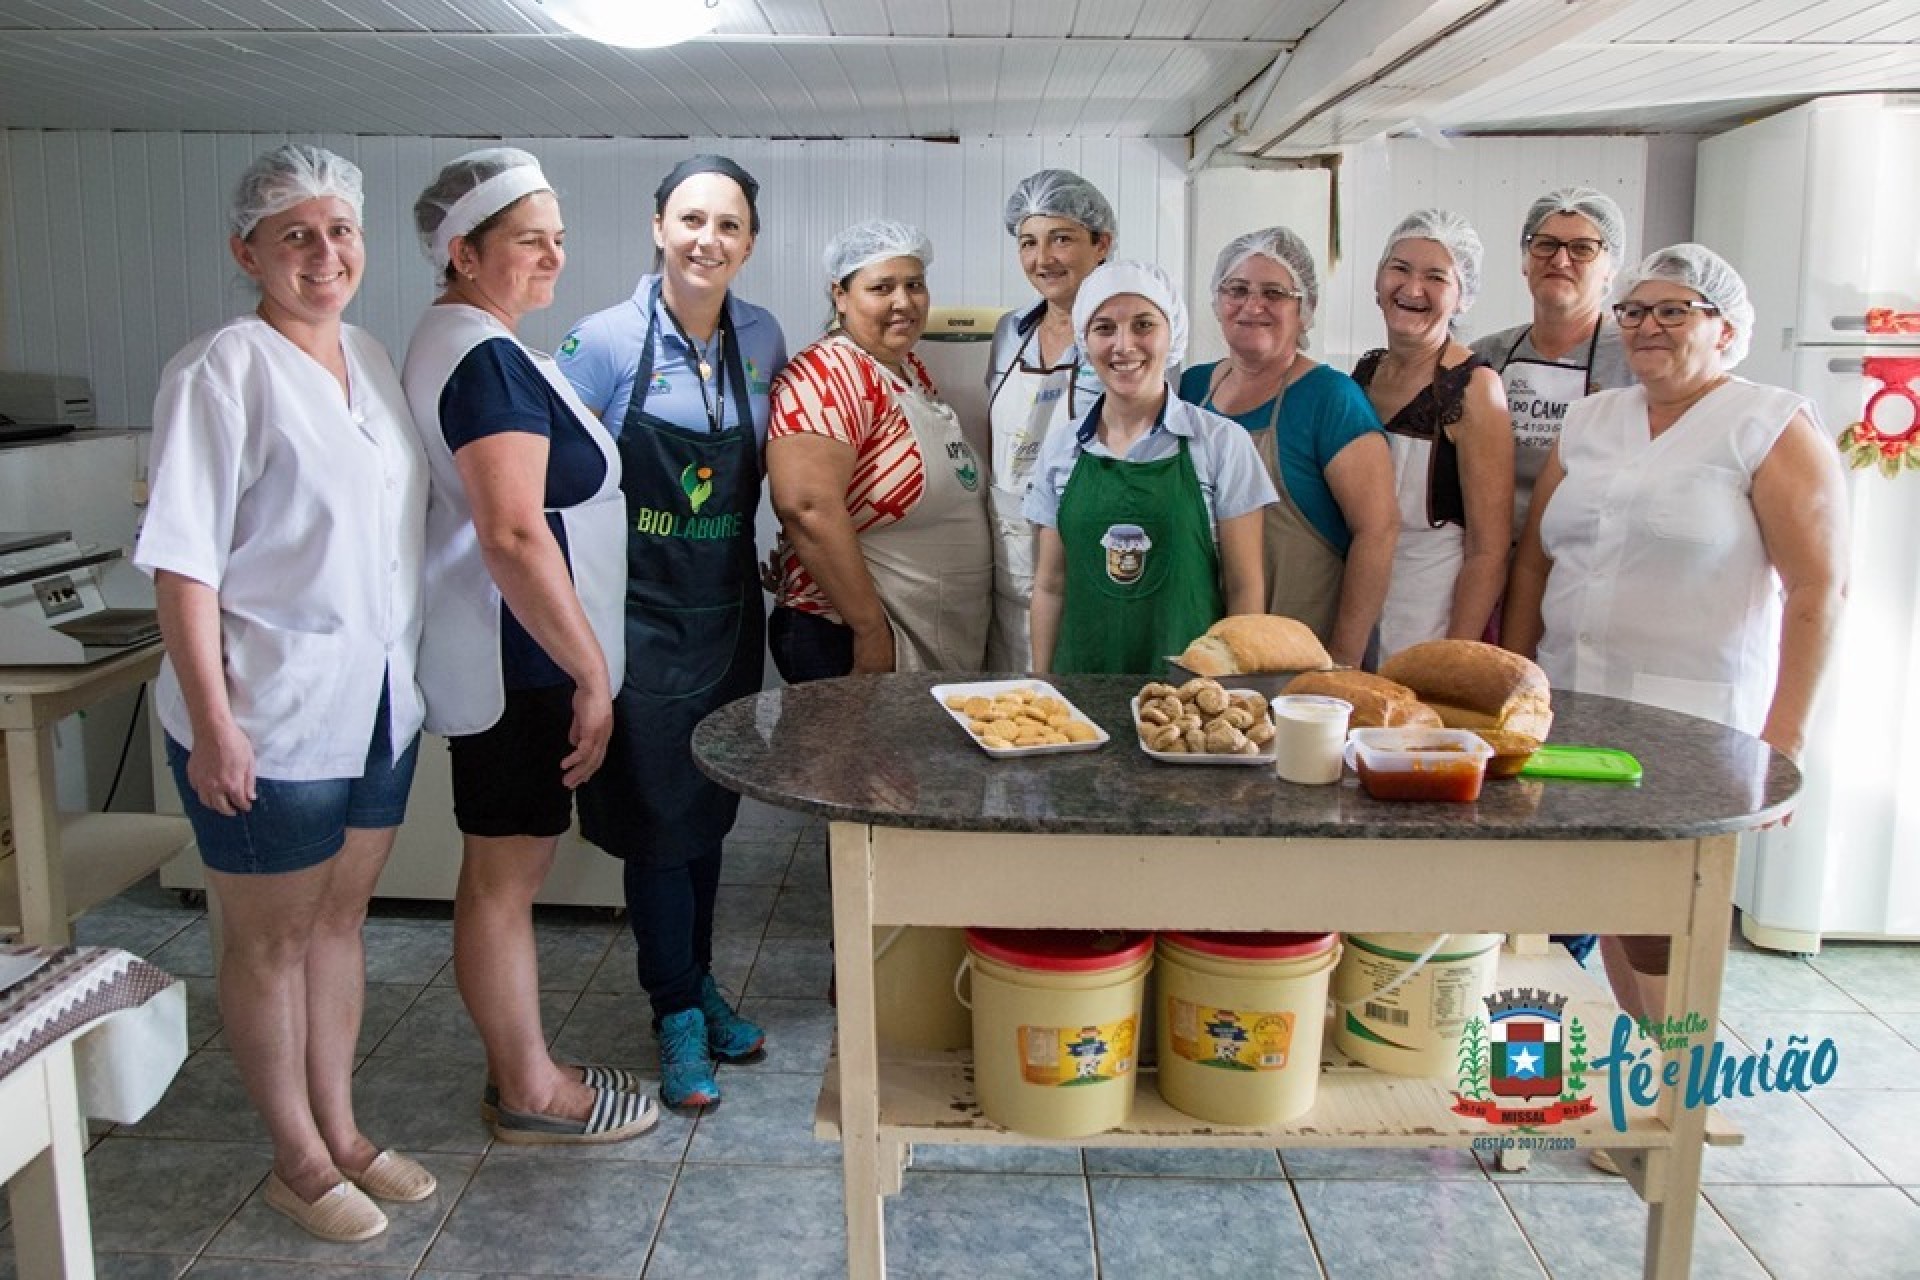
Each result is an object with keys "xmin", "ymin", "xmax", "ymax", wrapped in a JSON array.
[{"xmin": 447, "ymin": 682, "xmax": 578, "ymax": 838}]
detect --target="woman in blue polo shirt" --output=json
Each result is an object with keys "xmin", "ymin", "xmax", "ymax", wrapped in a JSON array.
[{"xmin": 557, "ymin": 154, "xmax": 788, "ymax": 1110}]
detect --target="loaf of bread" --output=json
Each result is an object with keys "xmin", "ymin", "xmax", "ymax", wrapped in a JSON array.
[
  {"xmin": 1177, "ymin": 614, "xmax": 1332, "ymax": 677},
  {"xmin": 1281, "ymin": 670, "xmax": 1442, "ymax": 729},
  {"xmin": 1378, "ymin": 640, "xmax": 1554, "ymax": 740}
]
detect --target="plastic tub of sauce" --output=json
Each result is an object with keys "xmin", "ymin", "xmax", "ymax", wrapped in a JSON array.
[{"xmin": 1346, "ymin": 728, "xmax": 1494, "ymax": 802}]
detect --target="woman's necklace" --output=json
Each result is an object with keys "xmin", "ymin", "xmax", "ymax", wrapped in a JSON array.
[{"xmin": 663, "ymin": 304, "xmax": 727, "ymax": 432}]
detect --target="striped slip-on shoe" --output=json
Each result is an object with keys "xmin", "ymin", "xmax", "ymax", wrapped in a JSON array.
[
  {"xmin": 490, "ymin": 1086, "xmax": 660, "ymax": 1146},
  {"xmin": 480, "ymin": 1064, "xmax": 647, "ymax": 1124}
]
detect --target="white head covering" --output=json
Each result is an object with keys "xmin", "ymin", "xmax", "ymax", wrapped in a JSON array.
[
  {"xmin": 414, "ymin": 147, "xmax": 553, "ymax": 274},
  {"xmin": 1210, "ymin": 226, "xmax": 1320, "ymax": 347},
  {"xmin": 1616, "ymin": 243, "xmax": 1756, "ymax": 370},
  {"xmin": 824, "ymin": 219, "xmax": 932, "ymax": 282},
  {"xmin": 1379, "ymin": 209, "xmax": 1484, "ymax": 328},
  {"xmin": 1002, "ymin": 169, "xmax": 1117, "ymax": 238},
  {"xmin": 230, "ymin": 144, "xmax": 363, "ymax": 241},
  {"xmin": 1071, "ymin": 260, "xmax": 1190, "ymax": 367},
  {"xmin": 1522, "ymin": 186, "xmax": 1628, "ymax": 261}
]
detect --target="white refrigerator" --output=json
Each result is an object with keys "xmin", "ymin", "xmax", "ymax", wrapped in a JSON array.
[{"xmin": 1695, "ymin": 93, "xmax": 1920, "ymax": 951}]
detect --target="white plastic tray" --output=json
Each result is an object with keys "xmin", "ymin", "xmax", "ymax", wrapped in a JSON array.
[
  {"xmin": 1130, "ymin": 691, "xmax": 1278, "ymax": 766},
  {"xmin": 930, "ymin": 679, "xmax": 1111, "ymax": 759}
]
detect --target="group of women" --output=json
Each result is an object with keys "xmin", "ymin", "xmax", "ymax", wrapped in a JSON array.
[{"xmin": 135, "ymin": 143, "xmax": 1846, "ymax": 1239}]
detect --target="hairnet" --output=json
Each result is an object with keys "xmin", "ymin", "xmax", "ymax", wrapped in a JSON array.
[
  {"xmin": 1616, "ymin": 243, "xmax": 1756, "ymax": 369},
  {"xmin": 1002, "ymin": 169, "xmax": 1117, "ymax": 238},
  {"xmin": 655, "ymin": 154, "xmax": 760, "ymax": 235},
  {"xmin": 414, "ymin": 147, "xmax": 553, "ymax": 273},
  {"xmin": 1521, "ymin": 186, "xmax": 1627, "ymax": 261},
  {"xmin": 230, "ymin": 145, "xmax": 363, "ymax": 241},
  {"xmin": 1210, "ymin": 226, "xmax": 1321, "ymax": 343},
  {"xmin": 1072, "ymin": 259, "xmax": 1189, "ymax": 368},
  {"xmin": 824, "ymin": 219, "xmax": 932, "ymax": 283},
  {"xmin": 1379, "ymin": 208, "xmax": 1483, "ymax": 322}
]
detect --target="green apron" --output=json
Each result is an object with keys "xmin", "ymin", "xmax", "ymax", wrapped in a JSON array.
[{"xmin": 1054, "ymin": 437, "xmax": 1222, "ymax": 674}]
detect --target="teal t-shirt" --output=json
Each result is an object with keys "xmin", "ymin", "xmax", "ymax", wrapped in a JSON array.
[{"xmin": 1176, "ymin": 361, "xmax": 1382, "ymax": 553}]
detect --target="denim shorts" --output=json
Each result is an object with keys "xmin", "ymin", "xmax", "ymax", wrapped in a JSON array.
[{"xmin": 166, "ymin": 678, "xmax": 420, "ymax": 876}]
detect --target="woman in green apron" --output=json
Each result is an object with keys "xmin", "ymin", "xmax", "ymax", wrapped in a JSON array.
[
  {"xmin": 1024, "ymin": 260, "xmax": 1276, "ymax": 675},
  {"xmin": 1178, "ymin": 227, "xmax": 1397, "ymax": 669}
]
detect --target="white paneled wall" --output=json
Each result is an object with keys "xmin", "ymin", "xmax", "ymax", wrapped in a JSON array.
[{"xmin": 0, "ymin": 131, "xmax": 1187, "ymax": 426}]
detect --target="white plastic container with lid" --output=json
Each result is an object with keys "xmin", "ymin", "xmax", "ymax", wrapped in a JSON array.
[{"xmin": 1346, "ymin": 727, "xmax": 1494, "ymax": 802}]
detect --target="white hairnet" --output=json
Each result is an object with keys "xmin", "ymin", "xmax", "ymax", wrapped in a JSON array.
[
  {"xmin": 230, "ymin": 145, "xmax": 363, "ymax": 241},
  {"xmin": 1379, "ymin": 209, "xmax": 1484, "ymax": 325},
  {"xmin": 1616, "ymin": 243, "xmax": 1756, "ymax": 369},
  {"xmin": 1210, "ymin": 226, "xmax": 1320, "ymax": 342},
  {"xmin": 1002, "ymin": 169, "xmax": 1117, "ymax": 238},
  {"xmin": 824, "ymin": 219, "xmax": 932, "ymax": 282},
  {"xmin": 414, "ymin": 147, "xmax": 553, "ymax": 274},
  {"xmin": 1522, "ymin": 186, "xmax": 1627, "ymax": 261},
  {"xmin": 1071, "ymin": 259, "xmax": 1189, "ymax": 368}
]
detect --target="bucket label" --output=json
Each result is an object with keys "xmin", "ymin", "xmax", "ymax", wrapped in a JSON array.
[
  {"xmin": 1017, "ymin": 1018, "xmax": 1136, "ymax": 1086},
  {"xmin": 1168, "ymin": 999, "xmax": 1296, "ymax": 1071},
  {"xmin": 1344, "ymin": 948, "xmax": 1482, "ymax": 1035}
]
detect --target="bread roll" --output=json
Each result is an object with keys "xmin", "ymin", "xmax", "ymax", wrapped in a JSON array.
[
  {"xmin": 1281, "ymin": 670, "xmax": 1442, "ymax": 730},
  {"xmin": 1178, "ymin": 614, "xmax": 1332, "ymax": 676},
  {"xmin": 1378, "ymin": 640, "xmax": 1554, "ymax": 740}
]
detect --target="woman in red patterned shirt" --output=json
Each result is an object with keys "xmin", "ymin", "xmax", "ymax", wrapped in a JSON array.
[{"xmin": 766, "ymin": 220, "xmax": 994, "ymax": 680}]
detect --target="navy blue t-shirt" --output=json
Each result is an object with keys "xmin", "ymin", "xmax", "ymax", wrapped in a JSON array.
[{"xmin": 440, "ymin": 337, "xmax": 609, "ymax": 691}]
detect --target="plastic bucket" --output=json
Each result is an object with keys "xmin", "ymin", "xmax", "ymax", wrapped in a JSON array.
[
  {"xmin": 1331, "ymin": 932, "xmax": 1502, "ymax": 1077},
  {"xmin": 962, "ymin": 928, "xmax": 1153, "ymax": 1138},
  {"xmin": 874, "ymin": 927, "xmax": 972, "ymax": 1051},
  {"xmin": 1155, "ymin": 931, "xmax": 1341, "ymax": 1126}
]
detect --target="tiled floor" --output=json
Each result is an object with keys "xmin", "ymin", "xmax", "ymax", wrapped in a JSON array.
[{"xmin": 8, "ymin": 797, "xmax": 1920, "ymax": 1278}]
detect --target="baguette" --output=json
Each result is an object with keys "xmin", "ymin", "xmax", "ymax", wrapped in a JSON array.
[
  {"xmin": 1378, "ymin": 640, "xmax": 1554, "ymax": 741},
  {"xmin": 1281, "ymin": 670, "xmax": 1442, "ymax": 729},
  {"xmin": 1178, "ymin": 614, "xmax": 1332, "ymax": 677}
]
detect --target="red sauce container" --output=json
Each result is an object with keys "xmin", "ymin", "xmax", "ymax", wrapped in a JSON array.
[{"xmin": 1348, "ymin": 728, "xmax": 1495, "ymax": 802}]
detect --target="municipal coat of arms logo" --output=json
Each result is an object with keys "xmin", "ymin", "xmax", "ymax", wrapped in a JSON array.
[{"xmin": 1452, "ymin": 987, "xmax": 1598, "ymax": 1126}]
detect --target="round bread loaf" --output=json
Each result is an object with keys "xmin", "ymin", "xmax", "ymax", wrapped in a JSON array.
[
  {"xmin": 1177, "ymin": 614, "xmax": 1332, "ymax": 677},
  {"xmin": 1378, "ymin": 639, "xmax": 1553, "ymax": 740},
  {"xmin": 1280, "ymin": 670, "xmax": 1441, "ymax": 729}
]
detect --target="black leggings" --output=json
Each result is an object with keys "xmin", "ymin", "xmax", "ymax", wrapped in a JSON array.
[{"xmin": 624, "ymin": 847, "xmax": 725, "ymax": 1022}]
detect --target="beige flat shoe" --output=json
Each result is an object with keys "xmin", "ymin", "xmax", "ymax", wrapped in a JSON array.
[
  {"xmin": 1589, "ymin": 1148, "xmax": 1624, "ymax": 1175},
  {"xmin": 264, "ymin": 1172, "xmax": 388, "ymax": 1242},
  {"xmin": 344, "ymin": 1149, "xmax": 437, "ymax": 1203}
]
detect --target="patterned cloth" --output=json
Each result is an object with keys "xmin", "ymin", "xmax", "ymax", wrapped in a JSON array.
[{"xmin": 0, "ymin": 944, "xmax": 186, "ymax": 1123}]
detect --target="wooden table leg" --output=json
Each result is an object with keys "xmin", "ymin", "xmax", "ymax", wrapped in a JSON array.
[
  {"xmin": 829, "ymin": 822, "xmax": 886, "ymax": 1279},
  {"xmin": 6, "ymin": 726, "xmax": 70, "ymax": 945},
  {"xmin": 8, "ymin": 1040, "xmax": 98, "ymax": 1280}
]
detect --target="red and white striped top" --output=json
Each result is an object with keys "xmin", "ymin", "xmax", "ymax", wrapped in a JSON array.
[{"xmin": 767, "ymin": 334, "xmax": 939, "ymax": 619}]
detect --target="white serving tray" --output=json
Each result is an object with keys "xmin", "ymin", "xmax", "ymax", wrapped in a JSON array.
[
  {"xmin": 1130, "ymin": 691, "xmax": 1278, "ymax": 766},
  {"xmin": 930, "ymin": 679, "xmax": 1111, "ymax": 760}
]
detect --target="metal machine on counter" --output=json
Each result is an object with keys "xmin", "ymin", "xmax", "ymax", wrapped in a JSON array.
[{"xmin": 0, "ymin": 531, "xmax": 159, "ymax": 665}]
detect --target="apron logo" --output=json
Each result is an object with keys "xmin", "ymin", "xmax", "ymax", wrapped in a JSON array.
[
  {"xmin": 559, "ymin": 333, "xmax": 580, "ymax": 357},
  {"xmin": 747, "ymin": 357, "xmax": 770, "ymax": 394},
  {"xmin": 650, "ymin": 375, "xmax": 672, "ymax": 395},
  {"xmin": 948, "ymin": 440, "xmax": 980, "ymax": 491},
  {"xmin": 680, "ymin": 463, "xmax": 715, "ymax": 513},
  {"xmin": 1101, "ymin": 524, "xmax": 1152, "ymax": 585},
  {"xmin": 1036, "ymin": 386, "xmax": 1063, "ymax": 405}
]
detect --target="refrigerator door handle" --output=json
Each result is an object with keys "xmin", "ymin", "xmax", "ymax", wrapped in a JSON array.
[
  {"xmin": 1833, "ymin": 315, "xmax": 1868, "ymax": 331},
  {"xmin": 1829, "ymin": 357, "xmax": 1865, "ymax": 373}
]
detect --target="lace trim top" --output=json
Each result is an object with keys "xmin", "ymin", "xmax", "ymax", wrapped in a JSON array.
[{"xmin": 1353, "ymin": 349, "xmax": 1491, "ymax": 529}]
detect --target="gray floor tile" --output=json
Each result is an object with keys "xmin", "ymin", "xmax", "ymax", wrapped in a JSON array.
[
  {"xmin": 181, "ymin": 974, "xmax": 223, "ymax": 1049},
  {"xmin": 1700, "ymin": 1091, "xmax": 1885, "ymax": 1184},
  {"xmin": 712, "ymin": 884, "xmax": 778, "ymax": 938},
  {"xmin": 0, "ymin": 1252, "xmax": 192, "ymax": 1280},
  {"xmin": 718, "ymin": 838, "xmax": 795, "ymax": 886},
  {"xmin": 1500, "ymin": 1182, "xmax": 1765, "ymax": 1279},
  {"xmin": 369, "ymin": 987, "xmax": 576, "ymax": 1061},
  {"xmin": 94, "ymin": 875, "xmax": 202, "ymax": 916},
  {"xmin": 1707, "ymin": 1185, "xmax": 1920, "ymax": 1280},
  {"xmin": 428, "ymin": 920, "xmax": 615, "ymax": 993},
  {"xmin": 885, "ymin": 1171, "xmax": 1094, "ymax": 1279},
  {"xmin": 422, "ymin": 1149, "xmax": 672, "ymax": 1277},
  {"xmin": 1717, "ymin": 949, "xmax": 1860, "ymax": 1014},
  {"xmin": 348, "ymin": 1053, "xmax": 495, "ymax": 1155},
  {"xmin": 1090, "ymin": 1176, "xmax": 1321, "ymax": 1279},
  {"xmin": 549, "ymin": 990, "xmax": 661, "ymax": 1070},
  {"xmin": 710, "ymin": 937, "xmax": 758, "ymax": 995},
  {"xmin": 360, "ymin": 920, "xmax": 455, "ymax": 986},
  {"xmin": 1882, "ymin": 1011, "xmax": 1920, "ymax": 1049},
  {"xmin": 1481, "ymin": 1144, "xmax": 1624, "ymax": 1183},
  {"xmin": 682, "ymin": 1070, "xmax": 839, "ymax": 1168},
  {"xmin": 585, "ymin": 934, "xmax": 755, "ymax": 998},
  {"xmin": 122, "ymin": 1050, "xmax": 269, "ymax": 1144},
  {"xmin": 733, "ymin": 997, "xmax": 836, "ymax": 1075},
  {"xmin": 645, "ymin": 1165, "xmax": 845, "ymax": 1279},
  {"xmin": 1807, "ymin": 942, "xmax": 1920, "ymax": 1014},
  {"xmin": 75, "ymin": 910, "xmax": 197, "ymax": 956},
  {"xmin": 1083, "ymin": 1147, "xmax": 1282, "ymax": 1177},
  {"xmin": 733, "ymin": 797, "xmax": 809, "ymax": 835},
  {"xmin": 200, "ymin": 1152, "xmax": 475, "ymax": 1270},
  {"xmin": 185, "ymin": 1263, "xmax": 409, "ymax": 1278},
  {"xmin": 907, "ymin": 1144, "xmax": 1084, "ymax": 1174},
  {"xmin": 146, "ymin": 919, "xmax": 215, "ymax": 977},
  {"xmin": 1719, "ymin": 1009, "xmax": 1920, "ymax": 1089},
  {"xmin": 80, "ymin": 1136, "xmax": 271, "ymax": 1256},
  {"xmin": 783, "ymin": 845, "xmax": 829, "ymax": 890},
  {"xmin": 744, "ymin": 937, "xmax": 832, "ymax": 1000},
  {"xmin": 1297, "ymin": 1179, "xmax": 1545, "ymax": 1279},
  {"xmin": 1807, "ymin": 1090, "xmax": 1920, "ymax": 1183},
  {"xmin": 1282, "ymin": 1146, "xmax": 1486, "ymax": 1179},
  {"xmin": 764, "ymin": 886, "xmax": 832, "ymax": 940}
]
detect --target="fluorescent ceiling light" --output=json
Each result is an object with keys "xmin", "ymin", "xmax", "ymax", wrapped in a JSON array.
[{"xmin": 538, "ymin": 0, "xmax": 721, "ymax": 50}]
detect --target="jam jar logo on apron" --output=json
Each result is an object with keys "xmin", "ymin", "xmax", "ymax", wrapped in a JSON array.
[
  {"xmin": 1100, "ymin": 524, "xmax": 1152, "ymax": 585},
  {"xmin": 948, "ymin": 438, "xmax": 980, "ymax": 491}
]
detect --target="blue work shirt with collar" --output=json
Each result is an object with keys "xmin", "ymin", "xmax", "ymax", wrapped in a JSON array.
[{"xmin": 557, "ymin": 273, "xmax": 789, "ymax": 442}]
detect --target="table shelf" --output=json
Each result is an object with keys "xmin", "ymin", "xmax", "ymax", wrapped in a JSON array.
[{"xmin": 0, "ymin": 812, "xmax": 194, "ymax": 931}]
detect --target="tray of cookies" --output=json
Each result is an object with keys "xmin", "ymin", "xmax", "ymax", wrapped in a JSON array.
[
  {"xmin": 1132, "ymin": 678, "xmax": 1278, "ymax": 766},
  {"xmin": 931, "ymin": 680, "xmax": 1110, "ymax": 758}
]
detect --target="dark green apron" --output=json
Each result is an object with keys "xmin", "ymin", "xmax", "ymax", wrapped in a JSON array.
[
  {"xmin": 579, "ymin": 281, "xmax": 764, "ymax": 868},
  {"xmin": 1053, "ymin": 434, "xmax": 1222, "ymax": 675}
]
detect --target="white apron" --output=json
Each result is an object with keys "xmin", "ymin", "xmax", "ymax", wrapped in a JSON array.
[
  {"xmin": 852, "ymin": 337, "xmax": 993, "ymax": 672},
  {"xmin": 1380, "ymin": 429, "xmax": 1464, "ymax": 660},
  {"xmin": 402, "ymin": 304, "xmax": 627, "ymax": 735},
  {"xmin": 1497, "ymin": 325, "xmax": 1602, "ymax": 541}
]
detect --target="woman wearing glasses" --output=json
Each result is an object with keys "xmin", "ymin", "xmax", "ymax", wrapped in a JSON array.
[
  {"xmin": 1178, "ymin": 227, "xmax": 1396, "ymax": 667},
  {"xmin": 1505, "ymin": 243, "xmax": 1848, "ymax": 1023}
]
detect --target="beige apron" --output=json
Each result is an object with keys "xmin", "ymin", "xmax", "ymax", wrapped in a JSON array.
[{"xmin": 852, "ymin": 339, "xmax": 993, "ymax": 672}]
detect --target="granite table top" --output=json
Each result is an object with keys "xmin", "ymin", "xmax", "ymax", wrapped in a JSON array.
[{"xmin": 692, "ymin": 675, "xmax": 1801, "ymax": 841}]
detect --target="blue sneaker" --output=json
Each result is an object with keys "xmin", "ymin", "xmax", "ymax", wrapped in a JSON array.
[
  {"xmin": 700, "ymin": 973, "xmax": 766, "ymax": 1062},
  {"xmin": 658, "ymin": 1007, "xmax": 720, "ymax": 1109}
]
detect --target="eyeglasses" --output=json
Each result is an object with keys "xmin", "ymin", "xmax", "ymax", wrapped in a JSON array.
[
  {"xmin": 1217, "ymin": 281, "xmax": 1303, "ymax": 306},
  {"xmin": 1525, "ymin": 235, "xmax": 1607, "ymax": 264},
  {"xmin": 1612, "ymin": 300, "xmax": 1722, "ymax": 328}
]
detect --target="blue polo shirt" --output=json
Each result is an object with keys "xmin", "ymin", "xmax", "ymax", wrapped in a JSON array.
[{"xmin": 557, "ymin": 274, "xmax": 788, "ymax": 442}]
